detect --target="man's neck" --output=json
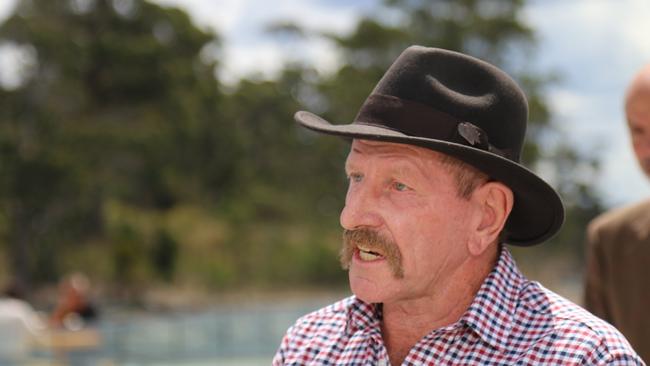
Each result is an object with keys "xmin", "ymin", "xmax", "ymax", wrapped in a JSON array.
[{"xmin": 380, "ymin": 252, "xmax": 497, "ymax": 365}]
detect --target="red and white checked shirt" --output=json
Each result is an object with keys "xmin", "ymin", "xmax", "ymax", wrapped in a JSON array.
[{"xmin": 273, "ymin": 247, "xmax": 644, "ymax": 365}]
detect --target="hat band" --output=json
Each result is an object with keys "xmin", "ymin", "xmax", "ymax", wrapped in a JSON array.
[{"xmin": 354, "ymin": 94, "xmax": 510, "ymax": 159}]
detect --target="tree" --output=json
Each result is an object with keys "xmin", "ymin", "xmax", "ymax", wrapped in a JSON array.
[{"xmin": 0, "ymin": 0, "xmax": 232, "ymax": 288}]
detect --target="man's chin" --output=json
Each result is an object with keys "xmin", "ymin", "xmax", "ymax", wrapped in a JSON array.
[
  {"xmin": 350, "ymin": 287, "xmax": 385, "ymax": 305},
  {"xmin": 348, "ymin": 269, "xmax": 394, "ymax": 304}
]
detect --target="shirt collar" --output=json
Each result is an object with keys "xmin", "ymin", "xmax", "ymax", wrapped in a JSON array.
[
  {"xmin": 460, "ymin": 246, "xmax": 521, "ymax": 350},
  {"xmin": 346, "ymin": 297, "xmax": 382, "ymax": 336},
  {"xmin": 345, "ymin": 246, "xmax": 522, "ymax": 350}
]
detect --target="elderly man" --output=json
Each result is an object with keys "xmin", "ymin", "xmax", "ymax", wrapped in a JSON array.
[
  {"xmin": 274, "ymin": 46, "xmax": 642, "ymax": 365},
  {"xmin": 585, "ymin": 63, "xmax": 650, "ymax": 363}
]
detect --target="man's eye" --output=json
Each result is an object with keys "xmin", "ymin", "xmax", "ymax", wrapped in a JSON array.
[
  {"xmin": 348, "ymin": 173, "xmax": 363, "ymax": 183},
  {"xmin": 393, "ymin": 181, "xmax": 409, "ymax": 192}
]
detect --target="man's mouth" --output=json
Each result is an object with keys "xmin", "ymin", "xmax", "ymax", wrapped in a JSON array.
[
  {"xmin": 341, "ymin": 229, "xmax": 404, "ymax": 278},
  {"xmin": 357, "ymin": 245, "xmax": 384, "ymax": 261}
]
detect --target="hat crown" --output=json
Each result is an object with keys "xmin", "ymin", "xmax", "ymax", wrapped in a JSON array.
[{"xmin": 357, "ymin": 46, "xmax": 528, "ymax": 162}]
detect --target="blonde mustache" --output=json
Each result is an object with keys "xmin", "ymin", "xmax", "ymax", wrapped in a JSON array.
[{"xmin": 341, "ymin": 229, "xmax": 404, "ymax": 279}]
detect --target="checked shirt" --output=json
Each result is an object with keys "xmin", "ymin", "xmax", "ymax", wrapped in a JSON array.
[{"xmin": 273, "ymin": 247, "xmax": 644, "ymax": 365}]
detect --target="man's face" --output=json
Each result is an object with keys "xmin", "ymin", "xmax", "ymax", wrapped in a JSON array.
[
  {"xmin": 627, "ymin": 90, "xmax": 650, "ymax": 177},
  {"xmin": 340, "ymin": 139, "xmax": 478, "ymax": 304}
]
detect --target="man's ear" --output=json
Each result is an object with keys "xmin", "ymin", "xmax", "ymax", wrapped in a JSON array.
[{"xmin": 468, "ymin": 181, "xmax": 514, "ymax": 256}]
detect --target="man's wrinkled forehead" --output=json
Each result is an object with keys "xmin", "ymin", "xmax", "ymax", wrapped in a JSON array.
[
  {"xmin": 348, "ymin": 139, "xmax": 440, "ymax": 159},
  {"xmin": 345, "ymin": 139, "xmax": 450, "ymax": 176}
]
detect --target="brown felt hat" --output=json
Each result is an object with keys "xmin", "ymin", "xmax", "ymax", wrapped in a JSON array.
[{"xmin": 295, "ymin": 45, "xmax": 564, "ymax": 246}]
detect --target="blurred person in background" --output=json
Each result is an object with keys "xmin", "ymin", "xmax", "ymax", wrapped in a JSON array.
[
  {"xmin": 50, "ymin": 272, "xmax": 99, "ymax": 330},
  {"xmin": 584, "ymin": 63, "xmax": 650, "ymax": 363},
  {"xmin": 47, "ymin": 273, "xmax": 104, "ymax": 366},
  {"xmin": 273, "ymin": 46, "xmax": 642, "ymax": 365},
  {"xmin": 0, "ymin": 281, "xmax": 46, "ymax": 362}
]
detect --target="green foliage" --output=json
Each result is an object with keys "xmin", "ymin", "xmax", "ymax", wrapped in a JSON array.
[
  {"xmin": 111, "ymin": 222, "xmax": 144, "ymax": 284},
  {"xmin": 151, "ymin": 229, "xmax": 178, "ymax": 282},
  {"xmin": 0, "ymin": 0, "xmax": 231, "ymax": 288}
]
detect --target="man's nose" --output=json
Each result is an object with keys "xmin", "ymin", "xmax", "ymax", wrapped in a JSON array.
[{"xmin": 339, "ymin": 183, "xmax": 382, "ymax": 230}]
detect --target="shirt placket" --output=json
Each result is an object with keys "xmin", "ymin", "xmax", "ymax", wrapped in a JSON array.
[
  {"xmin": 368, "ymin": 326, "xmax": 390, "ymax": 366},
  {"xmin": 401, "ymin": 324, "xmax": 462, "ymax": 365}
]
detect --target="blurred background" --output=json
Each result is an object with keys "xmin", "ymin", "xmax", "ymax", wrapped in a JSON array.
[{"xmin": 0, "ymin": 0, "xmax": 648, "ymax": 364}]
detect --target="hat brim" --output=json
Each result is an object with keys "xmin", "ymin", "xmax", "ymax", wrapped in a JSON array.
[{"xmin": 295, "ymin": 110, "xmax": 564, "ymax": 246}]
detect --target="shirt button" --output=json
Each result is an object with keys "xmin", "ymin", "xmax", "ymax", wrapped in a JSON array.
[{"xmin": 377, "ymin": 359, "xmax": 389, "ymax": 366}]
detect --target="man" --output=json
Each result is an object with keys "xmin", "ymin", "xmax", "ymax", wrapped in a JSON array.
[
  {"xmin": 274, "ymin": 46, "xmax": 642, "ymax": 365},
  {"xmin": 584, "ymin": 63, "xmax": 650, "ymax": 363}
]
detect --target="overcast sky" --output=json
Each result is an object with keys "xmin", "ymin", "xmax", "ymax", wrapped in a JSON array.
[{"xmin": 1, "ymin": 0, "xmax": 649, "ymax": 207}]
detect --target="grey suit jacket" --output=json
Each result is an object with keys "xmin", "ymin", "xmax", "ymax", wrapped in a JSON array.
[{"xmin": 584, "ymin": 199, "xmax": 650, "ymax": 363}]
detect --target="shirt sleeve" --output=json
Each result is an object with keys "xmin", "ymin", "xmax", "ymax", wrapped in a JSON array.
[
  {"xmin": 272, "ymin": 325, "xmax": 294, "ymax": 366},
  {"xmin": 272, "ymin": 341, "xmax": 285, "ymax": 365},
  {"xmin": 593, "ymin": 342, "xmax": 646, "ymax": 366},
  {"xmin": 602, "ymin": 354, "xmax": 646, "ymax": 366}
]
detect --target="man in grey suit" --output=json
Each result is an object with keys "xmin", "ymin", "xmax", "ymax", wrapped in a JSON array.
[{"xmin": 584, "ymin": 63, "xmax": 650, "ymax": 363}]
